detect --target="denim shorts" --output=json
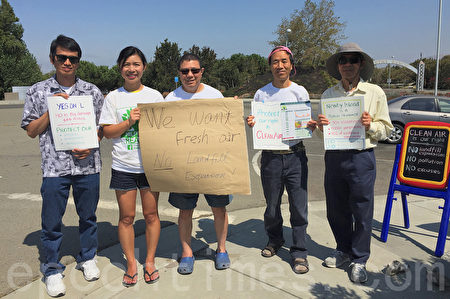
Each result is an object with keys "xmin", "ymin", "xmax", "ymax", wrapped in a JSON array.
[
  {"xmin": 169, "ymin": 193, "xmax": 232, "ymax": 210},
  {"xmin": 109, "ymin": 168, "xmax": 150, "ymax": 191}
]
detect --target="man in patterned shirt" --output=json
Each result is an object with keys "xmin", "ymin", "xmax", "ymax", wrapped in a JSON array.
[{"xmin": 21, "ymin": 35, "xmax": 104, "ymax": 297}]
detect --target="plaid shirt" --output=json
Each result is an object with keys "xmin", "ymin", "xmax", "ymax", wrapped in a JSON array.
[{"xmin": 21, "ymin": 76, "xmax": 104, "ymax": 177}]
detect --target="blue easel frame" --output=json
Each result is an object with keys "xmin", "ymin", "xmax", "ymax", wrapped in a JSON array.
[{"xmin": 380, "ymin": 144, "xmax": 450, "ymax": 257}]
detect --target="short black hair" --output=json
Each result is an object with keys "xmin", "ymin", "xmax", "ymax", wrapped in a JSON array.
[
  {"xmin": 50, "ymin": 35, "xmax": 82, "ymax": 61},
  {"xmin": 178, "ymin": 53, "xmax": 202, "ymax": 69},
  {"xmin": 117, "ymin": 46, "xmax": 147, "ymax": 69}
]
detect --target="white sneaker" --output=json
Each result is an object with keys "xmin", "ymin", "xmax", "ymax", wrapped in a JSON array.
[
  {"xmin": 77, "ymin": 259, "xmax": 100, "ymax": 281},
  {"xmin": 324, "ymin": 250, "xmax": 350, "ymax": 268},
  {"xmin": 45, "ymin": 273, "xmax": 66, "ymax": 297},
  {"xmin": 350, "ymin": 262, "xmax": 368, "ymax": 283}
]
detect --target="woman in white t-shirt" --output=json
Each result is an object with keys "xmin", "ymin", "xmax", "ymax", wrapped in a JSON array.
[{"xmin": 99, "ymin": 47, "xmax": 164, "ymax": 287}]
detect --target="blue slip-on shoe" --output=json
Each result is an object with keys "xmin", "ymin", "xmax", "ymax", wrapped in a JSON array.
[
  {"xmin": 177, "ymin": 256, "xmax": 194, "ymax": 275},
  {"xmin": 215, "ymin": 251, "xmax": 230, "ymax": 270}
]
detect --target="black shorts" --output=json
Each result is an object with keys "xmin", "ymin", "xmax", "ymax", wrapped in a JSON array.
[{"xmin": 109, "ymin": 168, "xmax": 150, "ymax": 191}]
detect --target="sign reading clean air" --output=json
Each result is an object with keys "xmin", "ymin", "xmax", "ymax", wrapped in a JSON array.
[{"xmin": 398, "ymin": 121, "xmax": 450, "ymax": 189}]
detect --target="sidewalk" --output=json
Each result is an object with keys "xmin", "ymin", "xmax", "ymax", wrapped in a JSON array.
[{"xmin": 4, "ymin": 194, "xmax": 450, "ymax": 298}]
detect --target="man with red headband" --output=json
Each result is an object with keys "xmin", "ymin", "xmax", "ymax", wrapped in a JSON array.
[{"xmin": 247, "ymin": 46, "xmax": 315, "ymax": 274}]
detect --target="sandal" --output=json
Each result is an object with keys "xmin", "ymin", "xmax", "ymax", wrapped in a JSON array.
[
  {"xmin": 292, "ymin": 258, "xmax": 309, "ymax": 274},
  {"xmin": 261, "ymin": 242, "xmax": 284, "ymax": 258},
  {"xmin": 177, "ymin": 256, "xmax": 194, "ymax": 275},
  {"xmin": 215, "ymin": 251, "xmax": 230, "ymax": 270},
  {"xmin": 122, "ymin": 272, "xmax": 138, "ymax": 287},
  {"xmin": 143, "ymin": 267, "xmax": 159, "ymax": 284}
]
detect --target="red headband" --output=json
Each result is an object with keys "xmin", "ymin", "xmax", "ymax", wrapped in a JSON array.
[
  {"xmin": 268, "ymin": 46, "xmax": 293, "ymax": 62},
  {"xmin": 268, "ymin": 46, "xmax": 296, "ymax": 76}
]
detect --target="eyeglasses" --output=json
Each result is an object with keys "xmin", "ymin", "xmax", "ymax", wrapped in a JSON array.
[
  {"xmin": 338, "ymin": 56, "xmax": 360, "ymax": 65},
  {"xmin": 55, "ymin": 54, "xmax": 80, "ymax": 64},
  {"xmin": 180, "ymin": 68, "xmax": 201, "ymax": 75}
]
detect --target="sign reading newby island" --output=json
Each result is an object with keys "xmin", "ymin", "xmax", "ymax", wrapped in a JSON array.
[
  {"xmin": 138, "ymin": 98, "xmax": 250, "ymax": 195},
  {"xmin": 321, "ymin": 96, "xmax": 365, "ymax": 150},
  {"xmin": 47, "ymin": 95, "xmax": 99, "ymax": 151}
]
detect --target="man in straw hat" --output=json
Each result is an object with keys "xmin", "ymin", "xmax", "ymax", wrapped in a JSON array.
[{"xmin": 316, "ymin": 42, "xmax": 393, "ymax": 283}]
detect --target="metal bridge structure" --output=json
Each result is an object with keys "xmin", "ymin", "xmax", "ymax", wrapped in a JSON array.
[{"xmin": 374, "ymin": 59, "xmax": 425, "ymax": 91}]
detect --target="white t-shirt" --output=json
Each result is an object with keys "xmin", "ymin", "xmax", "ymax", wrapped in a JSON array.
[
  {"xmin": 254, "ymin": 81, "xmax": 310, "ymax": 104},
  {"xmin": 99, "ymin": 86, "xmax": 164, "ymax": 173},
  {"xmin": 253, "ymin": 81, "xmax": 310, "ymax": 147},
  {"xmin": 165, "ymin": 83, "xmax": 223, "ymax": 101}
]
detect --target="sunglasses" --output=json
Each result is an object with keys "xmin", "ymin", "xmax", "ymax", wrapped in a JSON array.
[
  {"xmin": 55, "ymin": 54, "xmax": 80, "ymax": 64},
  {"xmin": 180, "ymin": 68, "xmax": 201, "ymax": 75},
  {"xmin": 338, "ymin": 56, "xmax": 361, "ymax": 65}
]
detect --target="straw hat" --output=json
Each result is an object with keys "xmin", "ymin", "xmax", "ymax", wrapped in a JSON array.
[{"xmin": 326, "ymin": 42, "xmax": 374, "ymax": 81}]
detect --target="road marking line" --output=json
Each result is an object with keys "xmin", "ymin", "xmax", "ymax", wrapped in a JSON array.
[
  {"xmin": 251, "ymin": 150, "xmax": 261, "ymax": 176},
  {"xmin": 0, "ymin": 193, "xmax": 212, "ymax": 220}
]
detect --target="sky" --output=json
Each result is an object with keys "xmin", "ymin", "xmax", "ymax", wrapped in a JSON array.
[{"xmin": 7, "ymin": 0, "xmax": 450, "ymax": 73}]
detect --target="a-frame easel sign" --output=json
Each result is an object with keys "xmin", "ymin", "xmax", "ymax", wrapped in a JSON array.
[{"xmin": 381, "ymin": 121, "xmax": 450, "ymax": 257}]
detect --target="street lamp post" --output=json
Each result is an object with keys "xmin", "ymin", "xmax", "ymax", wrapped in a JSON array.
[
  {"xmin": 434, "ymin": 0, "xmax": 443, "ymax": 96},
  {"xmin": 286, "ymin": 28, "xmax": 291, "ymax": 47}
]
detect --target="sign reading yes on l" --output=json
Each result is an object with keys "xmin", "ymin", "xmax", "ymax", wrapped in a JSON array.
[
  {"xmin": 138, "ymin": 98, "xmax": 251, "ymax": 195},
  {"xmin": 47, "ymin": 95, "xmax": 99, "ymax": 151}
]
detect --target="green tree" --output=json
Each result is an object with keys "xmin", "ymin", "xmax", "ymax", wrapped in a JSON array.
[
  {"xmin": 77, "ymin": 61, "xmax": 121, "ymax": 93},
  {"xmin": 77, "ymin": 61, "xmax": 101, "ymax": 87},
  {"xmin": 215, "ymin": 58, "xmax": 241, "ymax": 90},
  {"xmin": 437, "ymin": 55, "xmax": 450, "ymax": 89},
  {"xmin": 100, "ymin": 65, "xmax": 122, "ymax": 93},
  {"xmin": 270, "ymin": 0, "xmax": 345, "ymax": 69},
  {"xmin": 0, "ymin": 0, "xmax": 42, "ymax": 98},
  {"xmin": 143, "ymin": 39, "xmax": 181, "ymax": 93},
  {"xmin": 214, "ymin": 53, "xmax": 268, "ymax": 92}
]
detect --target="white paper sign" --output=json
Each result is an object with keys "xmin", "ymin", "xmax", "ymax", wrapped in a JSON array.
[
  {"xmin": 280, "ymin": 102, "xmax": 312, "ymax": 140},
  {"xmin": 47, "ymin": 96, "xmax": 99, "ymax": 151},
  {"xmin": 251, "ymin": 102, "xmax": 290, "ymax": 150},
  {"xmin": 321, "ymin": 96, "xmax": 365, "ymax": 150}
]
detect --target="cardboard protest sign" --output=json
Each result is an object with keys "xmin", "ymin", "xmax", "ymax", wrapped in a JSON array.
[
  {"xmin": 47, "ymin": 95, "xmax": 99, "ymax": 150},
  {"xmin": 138, "ymin": 98, "xmax": 251, "ymax": 195}
]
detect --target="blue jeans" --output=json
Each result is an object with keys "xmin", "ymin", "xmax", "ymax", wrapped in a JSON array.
[
  {"xmin": 40, "ymin": 174, "xmax": 100, "ymax": 277},
  {"xmin": 260, "ymin": 150, "xmax": 308, "ymax": 259}
]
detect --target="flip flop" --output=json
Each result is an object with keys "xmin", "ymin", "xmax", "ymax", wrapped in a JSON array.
[
  {"xmin": 177, "ymin": 256, "xmax": 194, "ymax": 275},
  {"xmin": 122, "ymin": 272, "xmax": 138, "ymax": 287},
  {"xmin": 215, "ymin": 251, "xmax": 230, "ymax": 270},
  {"xmin": 143, "ymin": 267, "xmax": 159, "ymax": 284}
]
